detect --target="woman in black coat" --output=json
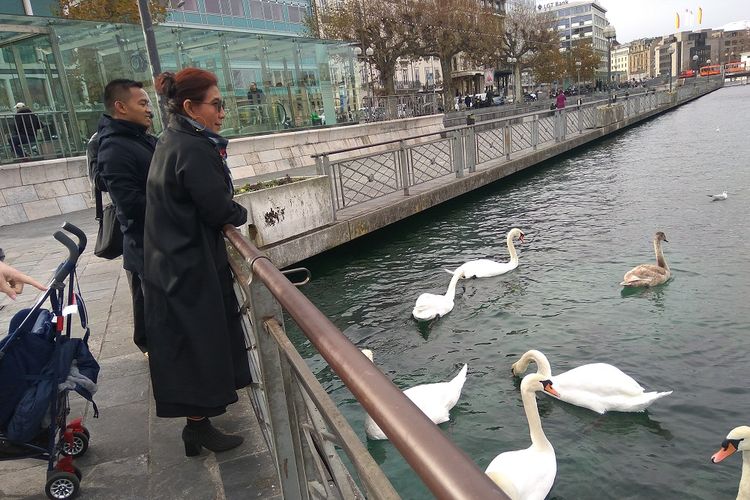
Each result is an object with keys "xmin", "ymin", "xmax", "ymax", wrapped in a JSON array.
[{"xmin": 143, "ymin": 68, "xmax": 250, "ymax": 456}]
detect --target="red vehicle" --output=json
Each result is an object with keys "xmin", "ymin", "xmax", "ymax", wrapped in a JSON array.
[
  {"xmin": 699, "ymin": 64, "xmax": 721, "ymax": 76},
  {"xmin": 678, "ymin": 69, "xmax": 696, "ymax": 78}
]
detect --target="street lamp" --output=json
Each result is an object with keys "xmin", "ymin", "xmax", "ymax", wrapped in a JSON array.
[
  {"xmin": 603, "ymin": 24, "xmax": 616, "ymax": 103},
  {"xmin": 575, "ymin": 60, "xmax": 581, "ymax": 104},
  {"xmin": 692, "ymin": 54, "xmax": 699, "ymax": 72},
  {"xmin": 667, "ymin": 46, "xmax": 675, "ymax": 92},
  {"xmin": 365, "ymin": 46, "xmax": 375, "ymax": 106},
  {"xmin": 706, "ymin": 58, "xmax": 711, "ymax": 82},
  {"xmin": 507, "ymin": 56, "xmax": 517, "ymax": 103}
]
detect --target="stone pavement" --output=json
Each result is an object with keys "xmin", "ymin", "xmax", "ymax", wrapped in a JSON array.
[{"xmin": 0, "ymin": 209, "xmax": 279, "ymax": 499}]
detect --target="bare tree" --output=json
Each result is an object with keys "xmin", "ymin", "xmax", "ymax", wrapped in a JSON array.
[{"xmin": 492, "ymin": 2, "xmax": 558, "ymax": 101}]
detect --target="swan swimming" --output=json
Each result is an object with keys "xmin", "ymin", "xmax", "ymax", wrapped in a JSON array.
[
  {"xmin": 361, "ymin": 349, "xmax": 468, "ymax": 440},
  {"xmin": 708, "ymin": 191, "xmax": 728, "ymax": 201},
  {"xmin": 447, "ymin": 228, "xmax": 525, "ymax": 278},
  {"xmin": 621, "ymin": 231, "xmax": 670, "ymax": 288},
  {"xmin": 412, "ymin": 269, "xmax": 465, "ymax": 321},
  {"xmin": 711, "ymin": 426, "xmax": 750, "ymax": 500},
  {"xmin": 485, "ymin": 373, "xmax": 558, "ymax": 500},
  {"xmin": 511, "ymin": 350, "xmax": 672, "ymax": 414}
]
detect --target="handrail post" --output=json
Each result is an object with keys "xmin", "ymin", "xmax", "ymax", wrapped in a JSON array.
[
  {"xmin": 452, "ymin": 129, "xmax": 465, "ymax": 178},
  {"xmin": 314, "ymin": 155, "xmax": 324, "ymax": 175},
  {"xmin": 532, "ymin": 114, "xmax": 539, "ymax": 150},
  {"xmin": 577, "ymin": 105, "xmax": 583, "ymax": 134},
  {"xmin": 246, "ymin": 275, "xmax": 309, "ymax": 500},
  {"xmin": 504, "ymin": 123, "xmax": 511, "ymax": 160},
  {"xmin": 398, "ymin": 140, "xmax": 410, "ymax": 196},
  {"xmin": 321, "ymin": 155, "xmax": 338, "ymax": 222},
  {"xmin": 465, "ymin": 126, "xmax": 476, "ymax": 173}
]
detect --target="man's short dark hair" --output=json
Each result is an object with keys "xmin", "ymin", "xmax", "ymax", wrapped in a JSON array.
[{"xmin": 104, "ymin": 79, "xmax": 144, "ymax": 114}]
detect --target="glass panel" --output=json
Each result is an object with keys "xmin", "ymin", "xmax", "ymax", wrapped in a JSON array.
[
  {"xmin": 230, "ymin": 0, "xmax": 245, "ymax": 16},
  {"xmin": 205, "ymin": 0, "xmax": 222, "ymax": 14}
]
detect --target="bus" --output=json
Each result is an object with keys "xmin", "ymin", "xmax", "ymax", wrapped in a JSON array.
[
  {"xmin": 724, "ymin": 61, "xmax": 747, "ymax": 74},
  {"xmin": 699, "ymin": 64, "xmax": 721, "ymax": 77}
]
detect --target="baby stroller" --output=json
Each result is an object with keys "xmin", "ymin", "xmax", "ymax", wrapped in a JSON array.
[{"xmin": 0, "ymin": 222, "xmax": 100, "ymax": 499}]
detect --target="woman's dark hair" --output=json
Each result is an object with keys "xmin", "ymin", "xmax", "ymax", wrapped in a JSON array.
[{"xmin": 155, "ymin": 68, "xmax": 218, "ymax": 116}]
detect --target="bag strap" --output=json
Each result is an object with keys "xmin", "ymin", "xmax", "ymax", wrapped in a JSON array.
[{"xmin": 94, "ymin": 187, "xmax": 103, "ymax": 221}]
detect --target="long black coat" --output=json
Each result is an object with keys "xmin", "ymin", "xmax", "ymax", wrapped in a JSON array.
[{"xmin": 143, "ymin": 115, "xmax": 250, "ymax": 417}]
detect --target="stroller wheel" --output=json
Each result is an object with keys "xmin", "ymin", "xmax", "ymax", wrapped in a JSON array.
[
  {"xmin": 79, "ymin": 426, "xmax": 90, "ymax": 440},
  {"xmin": 45, "ymin": 471, "xmax": 80, "ymax": 499},
  {"xmin": 61, "ymin": 432, "xmax": 89, "ymax": 458},
  {"xmin": 72, "ymin": 465, "xmax": 82, "ymax": 481}
]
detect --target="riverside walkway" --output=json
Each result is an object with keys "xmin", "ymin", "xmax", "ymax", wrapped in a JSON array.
[{"xmin": 0, "ymin": 211, "xmax": 280, "ymax": 499}]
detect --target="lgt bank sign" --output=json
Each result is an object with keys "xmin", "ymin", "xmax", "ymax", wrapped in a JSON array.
[{"xmin": 537, "ymin": 0, "xmax": 568, "ymax": 10}]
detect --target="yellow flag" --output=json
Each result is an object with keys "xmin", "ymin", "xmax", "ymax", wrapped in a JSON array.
[
  {"xmin": 675, "ymin": 12, "xmax": 680, "ymax": 30},
  {"xmin": 697, "ymin": 7, "xmax": 702, "ymax": 25}
]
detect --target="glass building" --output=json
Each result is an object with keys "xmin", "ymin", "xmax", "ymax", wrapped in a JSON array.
[{"xmin": 0, "ymin": 12, "xmax": 359, "ymax": 164}]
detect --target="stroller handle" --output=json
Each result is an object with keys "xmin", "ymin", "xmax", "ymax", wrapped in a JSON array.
[
  {"xmin": 61, "ymin": 222, "xmax": 87, "ymax": 254},
  {"xmin": 52, "ymin": 231, "xmax": 80, "ymax": 284}
]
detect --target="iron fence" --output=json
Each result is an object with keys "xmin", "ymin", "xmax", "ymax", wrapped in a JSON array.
[
  {"xmin": 359, "ymin": 93, "xmax": 445, "ymax": 122},
  {"xmin": 0, "ymin": 110, "xmax": 82, "ymax": 165},
  {"xmin": 315, "ymin": 79, "xmax": 721, "ymax": 217}
]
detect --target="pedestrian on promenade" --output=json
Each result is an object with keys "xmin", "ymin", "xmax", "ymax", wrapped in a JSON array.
[
  {"xmin": 0, "ymin": 261, "xmax": 46, "ymax": 300},
  {"xmin": 97, "ymin": 79, "xmax": 157, "ymax": 354},
  {"xmin": 144, "ymin": 68, "xmax": 250, "ymax": 456},
  {"xmin": 555, "ymin": 91, "xmax": 567, "ymax": 110}
]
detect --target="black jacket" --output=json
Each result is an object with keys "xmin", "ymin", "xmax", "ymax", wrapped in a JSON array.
[
  {"xmin": 97, "ymin": 115, "xmax": 157, "ymax": 275},
  {"xmin": 14, "ymin": 110, "xmax": 41, "ymax": 142},
  {"xmin": 143, "ymin": 115, "xmax": 249, "ymax": 416}
]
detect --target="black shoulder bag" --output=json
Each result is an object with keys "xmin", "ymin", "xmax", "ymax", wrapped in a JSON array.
[{"xmin": 93, "ymin": 186, "xmax": 123, "ymax": 260}]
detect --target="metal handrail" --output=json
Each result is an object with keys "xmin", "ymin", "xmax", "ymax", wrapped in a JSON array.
[{"xmin": 223, "ymin": 225, "xmax": 509, "ymax": 500}]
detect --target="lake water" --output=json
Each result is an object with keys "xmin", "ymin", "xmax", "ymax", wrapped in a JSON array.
[{"xmin": 290, "ymin": 84, "xmax": 750, "ymax": 499}]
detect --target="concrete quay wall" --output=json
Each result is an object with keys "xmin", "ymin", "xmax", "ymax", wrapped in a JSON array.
[{"xmin": 262, "ymin": 86, "xmax": 719, "ymax": 268}]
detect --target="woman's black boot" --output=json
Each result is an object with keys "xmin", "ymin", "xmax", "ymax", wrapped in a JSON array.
[{"xmin": 182, "ymin": 418, "xmax": 243, "ymax": 456}]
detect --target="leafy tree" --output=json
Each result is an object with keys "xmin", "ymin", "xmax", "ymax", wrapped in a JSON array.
[
  {"xmin": 306, "ymin": 0, "xmax": 420, "ymax": 95},
  {"xmin": 567, "ymin": 39, "xmax": 600, "ymax": 83},
  {"xmin": 413, "ymin": 0, "xmax": 497, "ymax": 104},
  {"xmin": 57, "ymin": 0, "xmax": 168, "ymax": 24}
]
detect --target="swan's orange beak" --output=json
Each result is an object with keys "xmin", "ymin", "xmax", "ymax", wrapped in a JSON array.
[
  {"xmin": 519, "ymin": 233, "xmax": 525, "ymax": 243},
  {"xmin": 542, "ymin": 380, "xmax": 559, "ymax": 398},
  {"xmin": 711, "ymin": 441, "xmax": 738, "ymax": 463}
]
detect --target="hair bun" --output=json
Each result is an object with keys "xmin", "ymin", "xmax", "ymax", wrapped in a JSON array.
[{"xmin": 155, "ymin": 72, "xmax": 177, "ymax": 99}]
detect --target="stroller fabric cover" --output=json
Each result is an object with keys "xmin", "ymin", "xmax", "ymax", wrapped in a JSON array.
[
  {"xmin": 0, "ymin": 309, "xmax": 55, "ymax": 429},
  {"xmin": 0, "ymin": 308, "xmax": 100, "ymax": 443}
]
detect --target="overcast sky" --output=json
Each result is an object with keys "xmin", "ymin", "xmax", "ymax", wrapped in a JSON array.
[{"xmin": 596, "ymin": 0, "xmax": 748, "ymax": 43}]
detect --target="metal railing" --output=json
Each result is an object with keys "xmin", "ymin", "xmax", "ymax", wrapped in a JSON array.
[
  {"xmin": 359, "ymin": 93, "xmax": 445, "ymax": 122},
  {"xmin": 224, "ymin": 226, "xmax": 508, "ymax": 499},
  {"xmin": 314, "ymin": 79, "xmax": 721, "ymax": 216},
  {"xmin": 0, "ymin": 111, "xmax": 82, "ymax": 165}
]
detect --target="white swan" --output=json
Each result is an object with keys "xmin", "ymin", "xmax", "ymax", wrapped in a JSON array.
[
  {"xmin": 621, "ymin": 231, "xmax": 670, "ymax": 287},
  {"xmin": 708, "ymin": 191, "xmax": 728, "ymax": 201},
  {"xmin": 412, "ymin": 269, "xmax": 465, "ymax": 321},
  {"xmin": 361, "ymin": 349, "xmax": 468, "ymax": 441},
  {"xmin": 511, "ymin": 349, "xmax": 672, "ymax": 414},
  {"xmin": 711, "ymin": 426, "xmax": 750, "ymax": 500},
  {"xmin": 447, "ymin": 228, "xmax": 525, "ymax": 278},
  {"xmin": 485, "ymin": 373, "xmax": 558, "ymax": 500}
]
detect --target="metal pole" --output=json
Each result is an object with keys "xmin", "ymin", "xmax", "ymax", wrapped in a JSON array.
[
  {"xmin": 137, "ymin": 0, "xmax": 168, "ymax": 125},
  {"xmin": 22, "ymin": 0, "xmax": 33, "ymax": 15},
  {"xmin": 607, "ymin": 39, "xmax": 612, "ymax": 103}
]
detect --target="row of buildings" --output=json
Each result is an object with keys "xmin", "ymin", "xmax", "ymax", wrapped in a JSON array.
[{"xmin": 610, "ymin": 22, "xmax": 750, "ymax": 83}]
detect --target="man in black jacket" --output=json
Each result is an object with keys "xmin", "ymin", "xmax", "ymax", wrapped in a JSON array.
[
  {"xmin": 97, "ymin": 79, "xmax": 157, "ymax": 353},
  {"xmin": 8, "ymin": 102, "xmax": 41, "ymax": 157}
]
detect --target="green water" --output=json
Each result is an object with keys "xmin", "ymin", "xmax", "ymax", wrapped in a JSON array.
[{"xmin": 290, "ymin": 85, "xmax": 750, "ymax": 499}]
